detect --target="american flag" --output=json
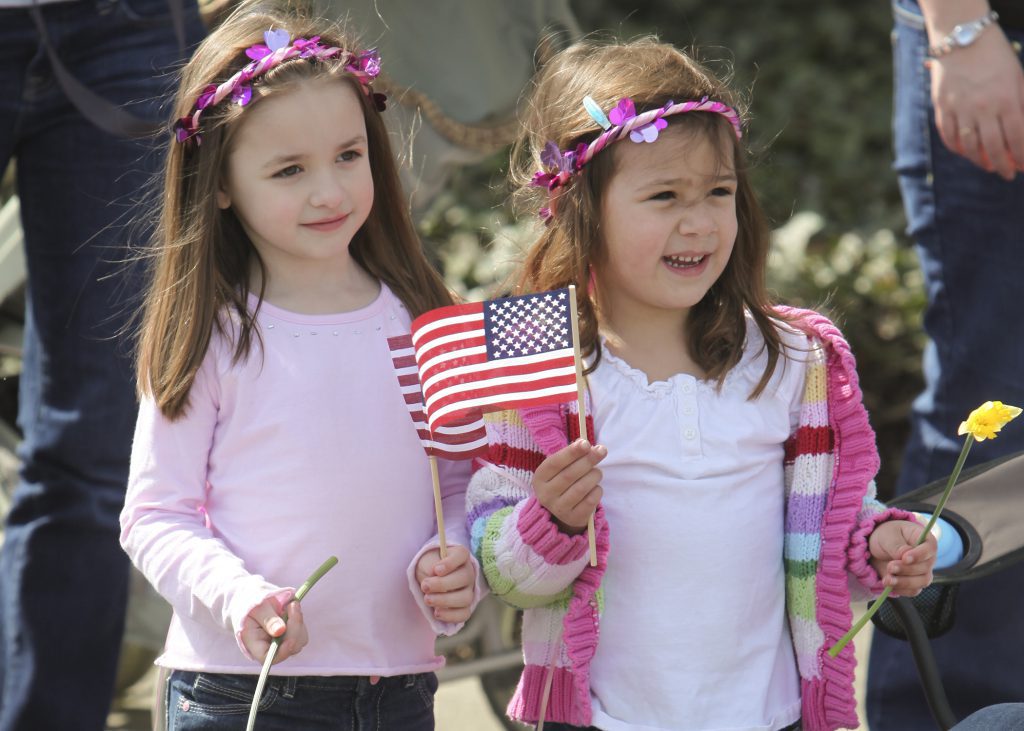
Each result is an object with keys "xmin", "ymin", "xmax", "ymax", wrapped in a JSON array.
[
  {"xmin": 387, "ymin": 334, "xmax": 489, "ymax": 459},
  {"xmin": 410, "ymin": 288, "xmax": 578, "ymax": 430}
]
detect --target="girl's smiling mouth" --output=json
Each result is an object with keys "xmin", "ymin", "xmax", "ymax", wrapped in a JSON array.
[
  {"xmin": 663, "ymin": 253, "xmax": 709, "ymax": 273},
  {"xmin": 302, "ymin": 214, "xmax": 350, "ymax": 232}
]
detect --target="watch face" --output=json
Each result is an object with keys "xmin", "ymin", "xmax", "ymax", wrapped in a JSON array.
[{"xmin": 952, "ymin": 24, "xmax": 978, "ymax": 46}]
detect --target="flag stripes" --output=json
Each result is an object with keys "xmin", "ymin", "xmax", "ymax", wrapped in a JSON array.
[{"xmin": 387, "ymin": 334, "xmax": 488, "ymax": 459}]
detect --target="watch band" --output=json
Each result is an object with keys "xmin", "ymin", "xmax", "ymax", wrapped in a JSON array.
[{"xmin": 928, "ymin": 10, "xmax": 1000, "ymax": 57}]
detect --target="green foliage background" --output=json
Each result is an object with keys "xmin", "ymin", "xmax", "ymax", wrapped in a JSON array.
[{"xmin": 421, "ymin": 0, "xmax": 926, "ymax": 498}]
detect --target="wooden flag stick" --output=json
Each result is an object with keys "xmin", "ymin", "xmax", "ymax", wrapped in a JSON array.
[
  {"xmin": 428, "ymin": 453, "xmax": 448, "ymax": 559},
  {"xmin": 567, "ymin": 285, "xmax": 597, "ymax": 567}
]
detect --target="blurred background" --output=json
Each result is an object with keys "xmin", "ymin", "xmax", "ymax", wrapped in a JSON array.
[
  {"xmin": 0, "ymin": 0, "xmax": 925, "ymax": 509},
  {"xmin": 0, "ymin": 0, "xmax": 921, "ymax": 729}
]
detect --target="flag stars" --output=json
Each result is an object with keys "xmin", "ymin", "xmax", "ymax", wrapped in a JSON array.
[{"xmin": 483, "ymin": 289, "xmax": 572, "ymax": 360}]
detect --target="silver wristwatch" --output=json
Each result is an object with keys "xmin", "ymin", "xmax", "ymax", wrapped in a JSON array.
[{"xmin": 928, "ymin": 10, "xmax": 1000, "ymax": 57}]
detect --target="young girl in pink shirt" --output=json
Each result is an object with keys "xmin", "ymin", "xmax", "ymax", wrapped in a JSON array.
[{"xmin": 120, "ymin": 3, "xmax": 478, "ymax": 728}]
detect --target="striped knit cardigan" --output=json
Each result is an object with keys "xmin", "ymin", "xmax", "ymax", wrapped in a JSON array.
[{"xmin": 466, "ymin": 309, "xmax": 916, "ymax": 731}]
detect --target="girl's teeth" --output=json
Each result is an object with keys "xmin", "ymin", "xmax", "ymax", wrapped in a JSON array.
[{"xmin": 665, "ymin": 255, "xmax": 704, "ymax": 267}]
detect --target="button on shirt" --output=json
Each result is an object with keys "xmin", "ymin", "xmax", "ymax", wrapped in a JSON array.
[{"xmin": 586, "ymin": 320, "xmax": 808, "ymax": 731}]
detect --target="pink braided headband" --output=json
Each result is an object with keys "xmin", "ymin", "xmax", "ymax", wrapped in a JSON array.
[
  {"xmin": 173, "ymin": 29, "xmax": 385, "ymax": 145},
  {"xmin": 532, "ymin": 96, "xmax": 742, "ymax": 220}
]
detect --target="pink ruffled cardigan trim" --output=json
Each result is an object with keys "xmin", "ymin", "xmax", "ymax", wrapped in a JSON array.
[{"xmin": 779, "ymin": 308, "xmax": 914, "ymax": 731}]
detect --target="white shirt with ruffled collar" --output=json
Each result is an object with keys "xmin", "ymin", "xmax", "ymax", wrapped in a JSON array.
[{"xmin": 586, "ymin": 316, "xmax": 807, "ymax": 731}]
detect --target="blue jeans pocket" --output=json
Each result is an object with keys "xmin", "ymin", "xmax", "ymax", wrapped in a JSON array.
[
  {"xmin": 412, "ymin": 671, "xmax": 438, "ymax": 710},
  {"xmin": 377, "ymin": 673, "xmax": 438, "ymax": 731},
  {"xmin": 168, "ymin": 671, "xmax": 279, "ymax": 730}
]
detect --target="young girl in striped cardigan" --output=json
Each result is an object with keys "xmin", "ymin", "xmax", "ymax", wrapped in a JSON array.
[{"xmin": 467, "ymin": 38, "xmax": 937, "ymax": 731}]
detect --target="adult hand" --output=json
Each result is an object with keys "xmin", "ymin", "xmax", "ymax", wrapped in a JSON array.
[
  {"xmin": 533, "ymin": 439, "xmax": 606, "ymax": 534},
  {"xmin": 928, "ymin": 29, "xmax": 1024, "ymax": 180}
]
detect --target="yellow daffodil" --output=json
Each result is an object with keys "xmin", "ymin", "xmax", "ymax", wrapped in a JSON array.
[
  {"xmin": 829, "ymin": 400, "xmax": 1020, "ymax": 658},
  {"xmin": 958, "ymin": 401, "xmax": 1023, "ymax": 441}
]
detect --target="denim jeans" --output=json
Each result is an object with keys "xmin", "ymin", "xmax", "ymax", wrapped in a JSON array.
[
  {"xmin": 166, "ymin": 671, "xmax": 438, "ymax": 731},
  {"xmin": 0, "ymin": 0, "xmax": 203, "ymax": 729},
  {"xmin": 867, "ymin": 3, "xmax": 1024, "ymax": 730},
  {"xmin": 952, "ymin": 704, "xmax": 1024, "ymax": 731}
]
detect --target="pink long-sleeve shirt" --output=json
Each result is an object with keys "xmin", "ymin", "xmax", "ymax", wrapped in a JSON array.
[{"xmin": 120, "ymin": 283, "xmax": 476, "ymax": 676}]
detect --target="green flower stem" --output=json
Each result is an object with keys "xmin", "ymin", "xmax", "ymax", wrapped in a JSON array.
[
  {"xmin": 916, "ymin": 437, "xmax": 972, "ymax": 546},
  {"xmin": 827, "ymin": 436, "xmax": 973, "ymax": 658},
  {"xmin": 293, "ymin": 555, "xmax": 339, "ymax": 602},
  {"xmin": 246, "ymin": 556, "xmax": 339, "ymax": 731}
]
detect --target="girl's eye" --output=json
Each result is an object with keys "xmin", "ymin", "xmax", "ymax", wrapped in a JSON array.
[
  {"xmin": 710, "ymin": 186, "xmax": 735, "ymax": 197},
  {"xmin": 274, "ymin": 165, "xmax": 302, "ymax": 178},
  {"xmin": 339, "ymin": 150, "xmax": 362, "ymax": 162},
  {"xmin": 649, "ymin": 191, "xmax": 675, "ymax": 201}
]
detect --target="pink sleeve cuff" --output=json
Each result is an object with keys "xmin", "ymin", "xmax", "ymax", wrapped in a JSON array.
[
  {"xmin": 516, "ymin": 496, "xmax": 593, "ymax": 566},
  {"xmin": 847, "ymin": 507, "xmax": 920, "ymax": 594}
]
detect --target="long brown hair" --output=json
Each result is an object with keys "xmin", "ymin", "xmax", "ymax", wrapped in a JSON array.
[
  {"xmin": 511, "ymin": 37, "xmax": 787, "ymax": 396},
  {"xmin": 137, "ymin": 0, "xmax": 452, "ymax": 419}
]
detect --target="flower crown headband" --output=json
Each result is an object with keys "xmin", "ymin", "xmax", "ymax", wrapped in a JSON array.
[
  {"xmin": 173, "ymin": 28, "xmax": 386, "ymax": 145},
  {"xmin": 532, "ymin": 95, "xmax": 743, "ymax": 221}
]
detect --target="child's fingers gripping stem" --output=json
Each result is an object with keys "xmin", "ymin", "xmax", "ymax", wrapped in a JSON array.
[
  {"xmin": 241, "ymin": 596, "xmax": 309, "ymax": 663},
  {"xmin": 533, "ymin": 439, "xmax": 607, "ymax": 534},
  {"xmin": 868, "ymin": 519, "xmax": 938, "ymax": 597}
]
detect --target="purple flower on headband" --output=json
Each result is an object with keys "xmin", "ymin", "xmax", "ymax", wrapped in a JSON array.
[
  {"xmin": 532, "ymin": 171, "xmax": 563, "ymax": 190},
  {"xmin": 607, "ymin": 98, "xmax": 635, "ymax": 126},
  {"xmin": 533, "ymin": 142, "xmax": 574, "ymax": 191},
  {"xmin": 607, "ymin": 97, "xmax": 668, "ymax": 144},
  {"xmin": 265, "ymin": 28, "xmax": 291, "ymax": 50},
  {"xmin": 173, "ymin": 115, "xmax": 200, "ymax": 144},
  {"xmin": 540, "ymin": 140, "xmax": 574, "ymax": 174},
  {"xmin": 350, "ymin": 49, "xmax": 381, "ymax": 78},
  {"xmin": 630, "ymin": 117, "xmax": 667, "ymax": 143},
  {"xmin": 246, "ymin": 28, "xmax": 291, "ymax": 60},
  {"xmin": 532, "ymin": 141, "xmax": 586, "ymax": 195},
  {"xmin": 361, "ymin": 50, "xmax": 382, "ymax": 77},
  {"xmin": 195, "ymin": 84, "xmax": 217, "ymax": 110},
  {"xmin": 231, "ymin": 84, "xmax": 252, "ymax": 106}
]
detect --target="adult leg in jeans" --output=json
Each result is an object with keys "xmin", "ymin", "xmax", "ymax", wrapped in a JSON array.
[
  {"xmin": 867, "ymin": 3, "xmax": 1024, "ymax": 729},
  {"xmin": 952, "ymin": 704, "xmax": 1024, "ymax": 731},
  {"xmin": 0, "ymin": 1, "xmax": 204, "ymax": 728}
]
